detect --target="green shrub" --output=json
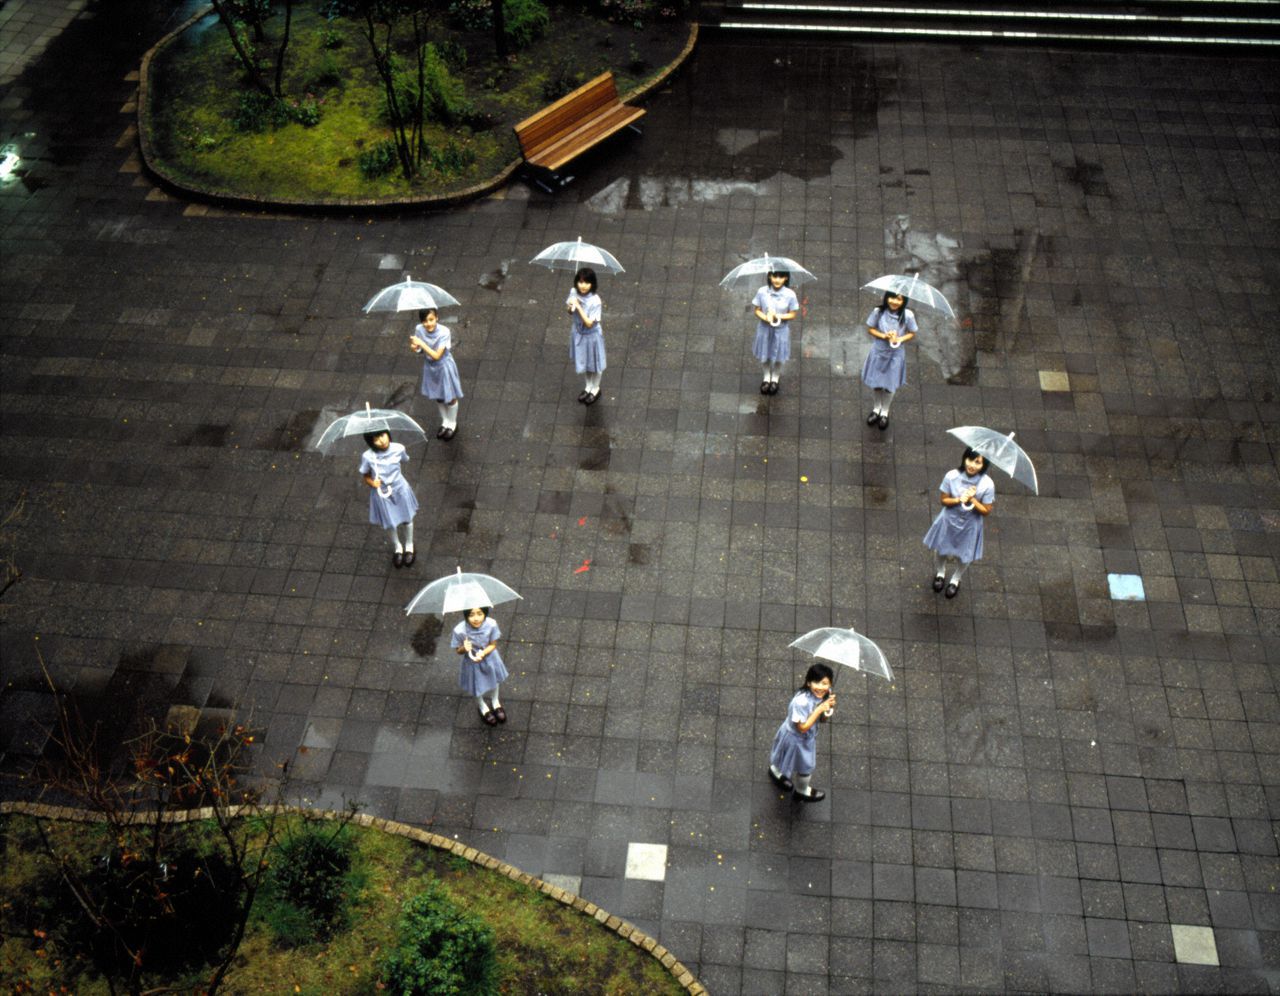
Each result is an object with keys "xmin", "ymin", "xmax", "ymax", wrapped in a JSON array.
[
  {"xmin": 255, "ymin": 822, "xmax": 361, "ymax": 947},
  {"xmin": 358, "ymin": 139, "xmax": 399, "ymax": 179},
  {"xmin": 233, "ymin": 90, "xmax": 289, "ymax": 132},
  {"xmin": 307, "ymin": 52, "xmax": 344, "ymax": 91},
  {"xmin": 426, "ymin": 138, "xmax": 477, "ymax": 178},
  {"xmin": 541, "ymin": 61, "xmax": 587, "ymax": 102},
  {"xmin": 447, "ymin": 0, "xmax": 549, "ymax": 50},
  {"xmin": 287, "ymin": 93, "xmax": 325, "ymax": 127},
  {"xmin": 380, "ymin": 882, "xmax": 497, "ymax": 996}
]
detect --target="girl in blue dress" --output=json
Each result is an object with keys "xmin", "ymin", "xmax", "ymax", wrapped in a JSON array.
[
  {"xmin": 768, "ymin": 662, "xmax": 837, "ymax": 802},
  {"xmin": 751, "ymin": 269, "xmax": 799, "ymax": 395},
  {"xmin": 862, "ymin": 291, "xmax": 918, "ymax": 429},
  {"xmin": 359, "ymin": 429, "xmax": 418, "ymax": 568},
  {"xmin": 922, "ymin": 447, "xmax": 995, "ymax": 598},
  {"xmin": 566, "ymin": 267, "xmax": 605, "ymax": 405},
  {"xmin": 451, "ymin": 606, "xmax": 510, "ymax": 725},
  {"xmin": 409, "ymin": 308, "xmax": 463, "ymax": 441}
]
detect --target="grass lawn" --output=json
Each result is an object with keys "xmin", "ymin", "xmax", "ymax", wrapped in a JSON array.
[
  {"xmin": 0, "ymin": 812, "xmax": 686, "ymax": 994},
  {"xmin": 144, "ymin": 4, "xmax": 690, "ymax": 202}
]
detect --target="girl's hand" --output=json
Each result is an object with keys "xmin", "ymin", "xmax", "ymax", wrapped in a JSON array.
[
  {"xmin": 369, "ymin": 477, "xmax": 382, "ymax": 489},
  {"xmin": 961, "ymin": 486, "xmax": 976, "ymax": 502},
  {"xmin": 462, "ymin": 638, "xmax": 473, "ymax": 653},
  {"xmin": 409, "ymin": 336, "xmax": 422, "ymax": 352}
]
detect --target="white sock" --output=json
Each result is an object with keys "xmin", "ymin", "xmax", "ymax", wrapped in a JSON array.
[
  {"xmin": 770, "ymin": 361, "xmax": 783, "ymax": 383},
  {"xmin": 950, "ymin": 561, "xmax": 969, "ymax": 585},
  {"xmin": 386, "ymin": 528, "xmax": 403, "ymax": 553},
  {"xmin": 401, "ymin": 522, "xmax": 414, "ymax": 552},
  {"xmin": 442, "ymin": 402, "xmax": 458, "ymax": 430},
  {"xmin": 586, "ymin": 372, "xmax": 601, "ymax": 393},
  {"xmin": 477, "ymin": 696, "xmax": 490, "ymax": 715},
  {"xmin": 436, "ymin": 401, "xmax": 451, "ymax": 426},
  {"xmin": 489, "ymin": 685, "xmax": 501, "ymax": 709},
  {"xmin": 770, "ymin": 764, "xmax": 786, "ymax": 779},
  {"xmin": 934, "ymin": 552, "xmax": 946, "ymax": 577},
  {"xmin": 762, "ymin": 365, "xmax": 772, "ymax": 382},
  {"xmin": 872, "ymin": 389, "xmax": 885, "ymax": 414},
  {"xmin": 794, "ymin": 773, "xmax": 814, "ymax": 796},
  {"xmin": 880, "ymin": 391, "xmax": 894, "ymax": 414}
]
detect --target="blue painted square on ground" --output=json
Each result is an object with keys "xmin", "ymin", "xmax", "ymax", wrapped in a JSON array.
[{"xmin": 1107, "ymin": 573, "xmax": 1146, "ymax": 601}]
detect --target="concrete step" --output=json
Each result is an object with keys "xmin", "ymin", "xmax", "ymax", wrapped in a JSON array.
[{"xmin": 710, "ymin": 0, "xmax": 1280, "ymax": 46}]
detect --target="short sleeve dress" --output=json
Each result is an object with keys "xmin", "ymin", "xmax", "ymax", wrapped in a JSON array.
[
  {"xmin": 752, "ymin": 284, "xmax": 800, "ymax": 363},
  {"xmin": 921, "ymin": 468, "xmax": 996, "ymax": 564},
  {"xmin": 451, "ymin": 616, "xmax": 510, "ymax": 696},
  {"xmin": 861, "ymin": 306, "xmax": 918, "ymax": 391},
  {"xmin": 567, "ymin": 292, "xmax": 606, "ymax": 374},
  {"xmin": 768, "ymin": 688, "xmax": 823, "ymax": 777},
  {"xmin": 415, "ymin": 323, "xmax": 464, "ymax": 403},
  {"xmin": 359, "ymin": 442, "xmax": 419, "ymax": 528}
]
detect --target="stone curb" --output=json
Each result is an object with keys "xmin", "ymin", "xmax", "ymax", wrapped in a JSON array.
[
  {"xmin": 1, "ymin": 800, "xmax": 706, "ymax": 995},
  {"xmin": 136, "ymin": 8, "xmax": 699, "ymax": 212}
]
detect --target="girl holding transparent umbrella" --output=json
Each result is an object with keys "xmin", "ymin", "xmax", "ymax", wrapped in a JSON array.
[
  {"xmin": 769, "ymin": 662, "xmax": 837, "ymax": 802},
  {"xmin": 861, "ymin": 290, "xmax": 917, "ymax": 430},
  {"xmin": 566, "ymin": 266, "xmax": 605, "ymax": 405},
  {"xmin": 409, "ymin": 307, "xmax": 463, "ymax": 441},
  {"xmin": 752, "ymin": 268, "xmax": 799, "ymax": 395},
  {"xmin": 922, "ymin": 446, "xmax": 995, "ymax": 598},
  {"xmin": 359, "ymin": 428, "xmax": 419, "ymax": 568}
]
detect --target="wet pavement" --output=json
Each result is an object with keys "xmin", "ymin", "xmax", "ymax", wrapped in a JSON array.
[{"xmin": 3, "ymin": 6, "xmax": 1280, "ymax": 993}]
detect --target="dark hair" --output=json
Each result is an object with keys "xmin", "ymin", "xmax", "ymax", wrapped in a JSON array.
[
  {"xmin": 573, "ymin": 267, "xmax": 597, "ymax": 294},
  {"xmin": 465, "ymin": 605, "xmax": 490, "ymax": 620},
  {"xmin": 417, "ymin": 308, "xmax": 438, "ymax": 322},
  {"xmin": 958, "ymin": 447, "xmax": 986, "ymax": 474},
  {"xmin": 801, "ymin": 663, "xmax": 835, "ymax": 690},
  {"xmin": 880, "ymin": 291, "xmax": 909, "ymax": 313},
  {"xmin": 363, "ymin": 429, "xmax": 392, "ymax": 447},
  {"xmin": 767, "ymin": 269, "xmax": 791, "ymax": 286}
]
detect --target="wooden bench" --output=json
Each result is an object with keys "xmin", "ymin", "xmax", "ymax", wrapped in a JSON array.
[{"xmin": 513, "ymin": 71, "xmax": 645, "ymax": 191}]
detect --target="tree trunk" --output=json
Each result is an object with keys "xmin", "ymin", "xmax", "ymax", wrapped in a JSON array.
[
  {"xmin": 273, "ymin": 0, "xmax": 294, "ymax": 98},
  {"xmin": 209, "ymin": 0, "xmax": 273, "ymax": 95},
  {"xmin": 492, "ymin": 0, "xmax": 508, "ymax": 59}
]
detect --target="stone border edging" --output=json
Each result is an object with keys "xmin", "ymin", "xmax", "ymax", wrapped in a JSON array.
[
  {"xmin": 136, "ymin": 8, "xmax": 698, "ymax": 212},
  {"xmin": 0, "ymin": 800, "xmax": 706, "ymax": 995}
]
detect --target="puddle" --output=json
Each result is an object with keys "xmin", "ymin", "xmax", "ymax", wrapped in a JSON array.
[
  {"xmin": 256, "ymin": 409, "xmax": 320, "ymax": 451},
  {"xmin": 601, "ymin": 487, "xmax": 632, "ymax": 536},
  {"xmin": 479, "ymin": 260, "xmax": 512, "ymax": 292},
  {"xmin": 179, "ymin": 423, "xmax": 230, "ymax": 447},
  {"xmin": 1058, "ymin": 156, "xmax": 1110, "ymax": 198},
  {"xmin": 959, "ymin": 229, "xmax": 1040, "ymax": 362},
  {"xmin": 411, "ymin": 615, "xmax": 443, "ymax": 657},
  {"xmin": 628, "ymin": 543, "xmax": 650, "ymax": 565}
]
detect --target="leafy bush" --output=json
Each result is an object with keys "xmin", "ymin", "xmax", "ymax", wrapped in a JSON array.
[
  {"xmin": 380, "ymin": 882, "xmax": 497, "ymax": 996},
  {"xmin": 597, "ymin": 0, "xmax": 656, "ymax": 27},
  {"xmin": 426, "ymin": 139, "xmax": 477, "ymax": 178},
  {"xmin": 358, "ymin": 139, "xmax": 399, "ymax": 179},
  {"xmin": 255, "ymin": 822, "xmax": 361, "ymax": 947},
  {"xmin": 435, "ymin": 39, "xmax": 469, "ymax": 74},
  {"xmin": 287, "ymin": 93, "xmax": 325, "ymax": 127},
  {"xmin": 307, "ymin": 52, "xmax": 344, "ymax": 91},
  {"xmin": 541, "ymin": 61, "xmax": 587, "ymax": 102},
  {"xmin": 233, "ymin": 90, "xmax": 289, "ymax": 132},
  {"xmin": 447, "ymin": 0, "xmax": 549, "ymax": 50}
]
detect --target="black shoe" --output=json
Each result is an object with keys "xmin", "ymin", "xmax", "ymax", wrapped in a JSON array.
[
  {"xmin": 768, "ymin": 381, "xmax": 779, "ymax": 395},
  {"xmin": 578, "ymin": 391, "xmax": 590, "ymax": 403},
  {"xmin": 932, "ymin": 575, "xmax": 946, "ymax": 592},
  {"xmin": 393, "ymin": 551, "xmax": 404, "ymax": 568},
  {"xmin": 877, "ymin": 414, "xmax": 889, "ymax": 430},
  {"xmin": 769, "ymin": 769, "xmax": 793, "ymax": 793},
  {"xmin": 481, "ymin": 709, "xmax": 498, "ymax": 726},
  {"xmin": 945, "ymin": 582, "xmax": 959, "ymax": 599},
  {"xmin": 795, "ymin": 788, "xmax": 826, "ymax": 803},
  {"xmin": 583, "ymin": 392, "xmax": 598, "ymax": 405},
  {"xmin": 436, "ymin": 426, "xmax": 446, "ymax": 439},
  {"xmin": 403, "ymin": 550, "xmax": 415, "ymax": 567},
  {"xmin": 867, "ymin": 411, "xmax": 881, "ymax": 425},
  {"xmin": 494, "ymin": 706, "xmax": 507, "ymax": 723},
  {"xmin": 761, "ymin": 381, "xmax": 770, "ymax": 395},
  {"xmin": 440, "ymin": 427, "xmax": 455, "ymax": 441}
]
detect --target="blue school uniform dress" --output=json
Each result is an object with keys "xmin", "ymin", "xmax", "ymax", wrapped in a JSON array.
[
  {"xmin": 415, "ymin": 323, "xmax": 464, "ymax": 402},
  {"xmin": 922, "ymin": 468, "xmax": 995, "ymax": 564},
  {"xmin": 451, "ymin": 617, "xmax": 509, "ymax": 696},
  {"xmin": 752, "ymin": 285, "xmax": 800, "ymax": 363},
  {"xmin": 567, "ymin": 292, "xmax": 606, "ymax": 374},
  {"xmin": 861, "ymin": 306, "xmax": 918, "ymax": 391},
  {"xmin": 359, "ymin": 442, "xmax": 419, "ymax": 528},
  {"xmin": 769, "ymin": 688, "xmax": 824, "ymax": 777}
]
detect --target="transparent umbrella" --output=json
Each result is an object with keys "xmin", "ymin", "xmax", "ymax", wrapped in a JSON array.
[
  {"xmin": 313, "ymin": 403, "xmax": 427, "ymax": 455},
  {"xmin": 863, "ymin": 273, "xmax": 956, "ymax": 319},
  {"xmin": 362, "ymin": 274, "xmax": 461, "ymax": 314},
  {"xmin": 405, "ymin": 567, "xmax": 523, "ymax": 616},
  {"xmin": 789, "ymin": 627, "xmax": 893, "ymax": 682},
  {"xmin": 530, "ymin": 237, "xmax": 625, "ymax": 274},
  {"xmin": 720, "ymin": 253, "xmax": 818, "ymax": 291},
  {"xmin": 947, "ymin": 425, "xmax": 1039, "ymax": 495}
]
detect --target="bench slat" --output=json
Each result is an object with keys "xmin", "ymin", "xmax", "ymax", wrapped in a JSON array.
[{"xmin": 527, "ymin": 106, "xmax": 646, "ymax": 171}]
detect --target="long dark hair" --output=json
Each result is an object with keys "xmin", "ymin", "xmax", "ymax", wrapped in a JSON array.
[
  {"xmin": 874, "ymin": 291, "xmax": 910, "ymax": 325},
  {"xmin": 958, "ymin": 447, "xmax": 986, "ymax": 474},
  {"xmin": 800, "ymin": 662, "xmax": 835, "ymax": 691},
  {"xmin": 573, "ymin": 267, "xmax": 598, "ymax": 294}
]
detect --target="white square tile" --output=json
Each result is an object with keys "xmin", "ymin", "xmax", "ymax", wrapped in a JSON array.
[
  {"xmin": 624, "ymin": 842, "xmax": 668, "ymax": 882},
  {"xmin": 1039, "ymin": 370, "xmax": 1070, "ymax": 391},
  {"xmin": 1108, "ymin": 572, "xmax": 1146, "ymax": 601},
  {"xmin": 541, "ymin": 873, "xmax": 581, "ymax": 896},
  {"xmin": 1171, "ymin": 924, "xmax": 1218, "ymax": 965}
]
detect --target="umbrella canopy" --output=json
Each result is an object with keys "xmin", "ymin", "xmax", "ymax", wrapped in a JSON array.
[
  {"xmin": 720, "ymin": 254, "xmax": 818, "ymax": 291},
  {"xmin": 313, "ymin": 404, "xmax": 427, "ymax": 455},
  {"xmin": 405, "ymin": 567, "xmax": 523, "ymax": 616},
  {"xmin": 362, "ymin": 275, "xmax": 461, "ymax": 314},
  {"xmin": 530, "ymin": 237, "xmax": 625, "ymax": 274},
  {"xmin": 947, "ymin": 426, "xmax": 1039, "ymax": 495},
  {"xmin": 789, "ymin": 627, "xmax": 893, "ymax": 682},
  {"xmin": 863, "ymin": 273, "xmax": 956, "ymax": 319}
]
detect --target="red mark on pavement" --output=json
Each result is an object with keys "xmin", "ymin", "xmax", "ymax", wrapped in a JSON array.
[
  {"xmin": 574, "ymin": 560, "xmax": 591, "ymax": 574},
  {"xmin": 577, "ymin": 516, "xmax": 588, "ymax": 526}
]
